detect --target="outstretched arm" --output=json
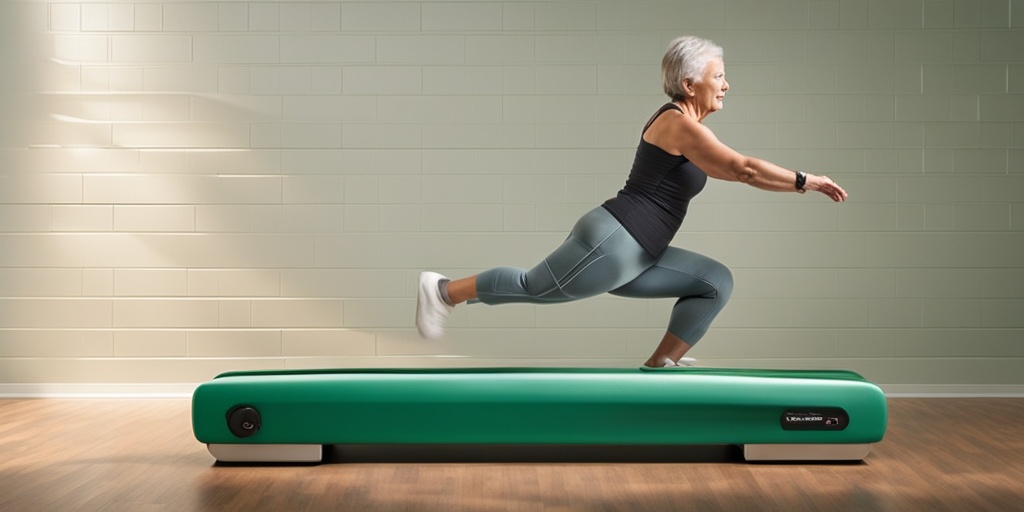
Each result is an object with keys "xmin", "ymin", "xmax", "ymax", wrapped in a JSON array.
[
  {"xmin": 648, "ymin": 111, "xmax": 848, "ymax": 202},
  {"xmin": 725, "ymin": 155, "xmax": 849, "ymax": 202}
]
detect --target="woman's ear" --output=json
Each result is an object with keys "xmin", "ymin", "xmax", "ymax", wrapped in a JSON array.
[{"xmin": 681, "ymin": 78, "xmax": 695, "ymax": 97}]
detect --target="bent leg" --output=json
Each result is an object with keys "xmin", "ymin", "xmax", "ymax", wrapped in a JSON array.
[
  {"xmin": 643, "ymin": 331, "xmax": 694, "ymax": 367},
  {"xmin": 611, "ymin": 247, "xmax": 733, "ymax": 349}
]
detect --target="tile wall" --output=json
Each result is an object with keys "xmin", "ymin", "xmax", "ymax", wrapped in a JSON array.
[{"xmin": 1, "ymin": 0, "xmax": 1022, "ymax": 394}]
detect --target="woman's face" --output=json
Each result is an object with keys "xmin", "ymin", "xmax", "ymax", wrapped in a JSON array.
[{"xmin": 690, "ymin": 58, "xmax": 729, "ymax": 114}]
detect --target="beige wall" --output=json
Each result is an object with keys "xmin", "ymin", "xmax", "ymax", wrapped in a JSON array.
[{"xmin": 1, "ymin": 0, "xmax": 1022, "ymax": 396}]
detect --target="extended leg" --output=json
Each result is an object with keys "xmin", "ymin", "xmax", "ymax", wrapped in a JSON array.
[
  {"xmin": 474, "ymin": 209, "xmax": 653, "ymax": 306},
  {"xmin": 447, "ymin": 275, "xmax": 477, "ymax": 305},
  {"xmin": 416, "ymin": 207, "xmax": 653, "ymax": 339}
]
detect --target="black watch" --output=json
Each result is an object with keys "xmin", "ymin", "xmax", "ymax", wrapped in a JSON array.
[{"xmin": 795, "ymin": 171, "xmax": 807, "ymax": 193}]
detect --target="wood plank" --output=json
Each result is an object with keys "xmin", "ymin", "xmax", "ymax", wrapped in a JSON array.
[{"xmin": 0, "ymin": 398, "xmax": 1022, "ymax": 511}]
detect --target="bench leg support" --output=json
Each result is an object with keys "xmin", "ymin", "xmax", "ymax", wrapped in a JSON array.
[
  {"xmin": 743, "ymin": 443, "xmax": 871, "ymax": 461},
  {"xmin": 207, "ymin": 444, "xmax": 323, "ymax": 463}
]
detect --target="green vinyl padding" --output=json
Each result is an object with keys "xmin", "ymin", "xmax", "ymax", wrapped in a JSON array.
[{"xmin": 192, "ymin": 367, "xmax": 887, "ymax": 446}]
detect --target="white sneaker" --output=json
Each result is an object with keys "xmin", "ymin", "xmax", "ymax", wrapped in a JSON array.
[
  {"xmin": 660, "ymin": 357, "xmax": 699, "ymax": 367},
  {"xmin": 416, "ymin": 271, "xmax": 453, "ymax": 339}
]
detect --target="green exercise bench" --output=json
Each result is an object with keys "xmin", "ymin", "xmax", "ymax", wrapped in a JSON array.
[{"xmin": 192, "ymin": 367, "xmax": 887, "ymax": 463}]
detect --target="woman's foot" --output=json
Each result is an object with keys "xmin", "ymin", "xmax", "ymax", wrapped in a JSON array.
[
  {"xmin": 416, "ymin": 272, "xmax": 453, "ymax": 339},
  {"xmin": 646, "ymin": 356, "xmax": 699, "ymax": 368}
]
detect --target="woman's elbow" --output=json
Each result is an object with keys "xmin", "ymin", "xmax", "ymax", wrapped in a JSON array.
[
  {"xmin": 704, "ymin": 155, "xmax": 756, "ymax": 183},
  {"xmin": 731, "ymin": 159, "xmax": 757, "ymax": 183}
]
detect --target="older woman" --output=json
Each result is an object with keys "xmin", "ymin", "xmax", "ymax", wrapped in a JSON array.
[{"xmin": 416, "ymin": 36, "xmax": 847, "ymax": 367}]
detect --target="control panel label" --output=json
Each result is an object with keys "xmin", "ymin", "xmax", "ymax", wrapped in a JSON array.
[{"xmin": 781, "ymin": 408, "xmax": 849, "ymax": 431}]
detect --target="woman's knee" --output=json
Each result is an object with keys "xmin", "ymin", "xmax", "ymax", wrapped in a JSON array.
[
  {"xmin": 711, "ymin": 263, "xmax": 734, "ymax": 302},
  {"xmin": 676, "ymin": 249, "xmax": 733, "ymax": 302}
]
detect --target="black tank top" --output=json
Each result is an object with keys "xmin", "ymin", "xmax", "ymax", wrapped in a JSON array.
[{"xmin": 602, "ymin": 103, "xmax": 708, "ymax": 257}]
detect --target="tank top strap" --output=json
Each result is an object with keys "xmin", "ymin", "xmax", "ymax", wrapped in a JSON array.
[{"xmin": 641, "ymin": 102, "xmax": 684, "ymax": 134}]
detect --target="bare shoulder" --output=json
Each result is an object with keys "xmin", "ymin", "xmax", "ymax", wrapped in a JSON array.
[{"xmin": 642, "ymin": 108, "xmax": 711, "ymax": 156}]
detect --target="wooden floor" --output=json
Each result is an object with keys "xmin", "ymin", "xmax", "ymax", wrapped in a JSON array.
[{"xmin": 1, "ymin": 398, "xmax": 1022, "ymax": 512}]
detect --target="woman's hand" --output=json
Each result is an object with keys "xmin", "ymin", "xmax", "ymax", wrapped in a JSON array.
[{"xmin": 806, "ymin": 174, "xmax": 848, "ymax": 202}]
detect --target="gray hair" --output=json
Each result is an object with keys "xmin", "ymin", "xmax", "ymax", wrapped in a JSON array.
[{"xmin": 662, "ymin": 36, "xmax": 725, "ymax": 101}]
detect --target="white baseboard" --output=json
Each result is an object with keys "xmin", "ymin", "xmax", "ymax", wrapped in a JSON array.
[
  {"xmin": 0, "ymin": 383, "xmax": 198, "ymax": 398},
  {"xmin": 2, "ymin": 383, "xmax": 1023, "ymax": 399},
  {"xmin": 879, "ymin": 384, "xmax": 1024, "ymax": 397}
]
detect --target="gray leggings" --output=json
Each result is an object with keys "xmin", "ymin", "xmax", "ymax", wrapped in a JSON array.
[{"xmin": 476, "ymin": 207, "xmax": 733, "ymax": 345}]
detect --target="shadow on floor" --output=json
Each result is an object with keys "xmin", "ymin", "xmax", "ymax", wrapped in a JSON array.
[{"xmin": 324, "ymin": 444, "xmax": 743, "ymax": 464}]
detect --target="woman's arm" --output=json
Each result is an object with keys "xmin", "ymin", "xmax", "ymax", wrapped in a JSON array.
[
  {"xmin": 730, "ymin": 156, "xmax": 848, "ymax": 202},
  {"xmin": 645, "ymin": 111, "xmax": 848, "ymax": 202}
]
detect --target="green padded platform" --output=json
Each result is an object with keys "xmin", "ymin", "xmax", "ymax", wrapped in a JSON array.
[{"xmin": 192, "ymin": 367, "xmax": 887, "ymax": 463}]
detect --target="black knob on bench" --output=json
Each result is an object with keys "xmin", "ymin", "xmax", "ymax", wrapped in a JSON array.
[{"xmin": 227, "ymin": 405, "xmax": 261, "ymax": 438}]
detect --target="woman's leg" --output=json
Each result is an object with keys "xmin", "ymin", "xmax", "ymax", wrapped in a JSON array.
[
  {"xmin": 447, "ymin": 275, "xmax": 477, "ymax": 305},
  {"xmin": 416, "ymin": 207, "xmax": 653, "ymax": 338},
  {"xmin": 643, "ymin": 332, "xmax": 693, "ymax": 368},
  {"xmin": 473, "ymin": 207, "xmax": 653, "ymax": 305},
  {"xmin": 611, "ymin": 247, "xmax": 733, "ymax": 366}
]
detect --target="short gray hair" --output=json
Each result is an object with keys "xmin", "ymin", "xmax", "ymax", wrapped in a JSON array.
[{"xmin": 662, "ymin": 36, "xmax": 725, "ymax": 101}]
